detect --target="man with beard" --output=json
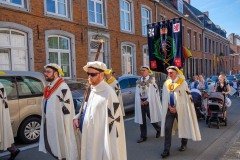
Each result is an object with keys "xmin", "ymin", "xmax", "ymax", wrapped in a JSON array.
[
  {"xmin": 39, "ymin": 63, "xmax": 77, "ymax": 160},
  {"xmin": 161, "ymin": 66, "xmax": 201, "ymax": 158},
  {"xmin": 71, "ymin": 61, "xmax": 127, "ymax": 160},
  {"xmin": 0, "ymin": 78, "xmax": 20, "ymax": 160}
]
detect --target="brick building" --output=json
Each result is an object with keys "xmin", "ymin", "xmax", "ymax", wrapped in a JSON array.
[
  {"xmin": 228, "ymin": 33, "xmax": 240, "ymax": 74},
  {"xmin": 0, "ymin": 0, "xmax": 230, "ymax": 79}
]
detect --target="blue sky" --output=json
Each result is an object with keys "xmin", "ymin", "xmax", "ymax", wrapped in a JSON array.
[{"xmin": 191, "ymin": 0, "xmax": 240, "ymax": 36}]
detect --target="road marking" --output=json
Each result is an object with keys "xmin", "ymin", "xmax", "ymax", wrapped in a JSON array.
[
  {"xmin": 0, "ymin": 117, "xmax": 135, "ymax": 158},
  {"xmin": 0, "ymin": 143, "xmax": 38, "ymax": 157},
  {"xmin": 124, "ymin": 117, "xmax": 134, "ymax": 122}
]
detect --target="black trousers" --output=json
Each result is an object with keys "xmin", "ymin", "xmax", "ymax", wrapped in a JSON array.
[
  {"xmin": 164, "ymin": 109, "xmax": 188, "ymax": 152},
  {"xmin": 140, "ymin": 104, "xmax": 161, "ymax": 138}
]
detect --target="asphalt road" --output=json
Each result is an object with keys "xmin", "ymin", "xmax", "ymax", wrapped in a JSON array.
[{"xmin": 1, "ymin": 96, "xmax": 240, "ymax": 160}]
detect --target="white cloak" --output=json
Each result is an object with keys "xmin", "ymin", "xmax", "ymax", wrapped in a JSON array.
[
  {"xmin": 160, "ymin": 77, "xmax": 201, "ymax": 141},
  {"xmin": 0, "ymin": 83, "xmax": 14, "ymax": 151},
  {"xmin": 105, "ymin": 77, "xmax": 125, "ymax": 116},
  {"xmin": 39, "ymin": 78, "xmax": 77, "ymax": 160},
  {"xmin": 71, "ymin": 80, "xmax": 127, "ymax": 160},
  {"xmin": 134, "ymin": 76, "xmax": 162, "ymax": 124}
]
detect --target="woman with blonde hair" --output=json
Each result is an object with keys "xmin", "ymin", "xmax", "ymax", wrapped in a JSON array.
[{"xmin": 213, "ymin": 73, "xmax": 230, "ymax": 119}]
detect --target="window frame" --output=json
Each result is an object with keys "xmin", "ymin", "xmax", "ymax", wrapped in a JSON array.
[
  {"xmin": 120, "ymin": 0, "xmax": 134, "ymax": 34},
  {"xmin": 0, "ymin": 0, "xmax": 30, "ymax": 12},
  {"xmin": 141, "ymin": 6, "xmax": 151, "ymax": 36},
  {"xmin": 45, "ymin": 30, "xmax": 76, "ymax": 79},
  {"xmin": 88, "ymin": 0, "xmax": 106, "ymax": 26},
  {"xmin": 142, "ymin": 44, "xmax": 149, "ymax": 66},
  {"xmin": 121, "ymin": 42, "xmax": 136, "ymax": 75},
  {"xmin": 0, "ymin": 28, "xmax": 28, "ymax": 71},
  {"xmin": 44, "ymin": 0, "xmax": 72, "ymax": 20}
]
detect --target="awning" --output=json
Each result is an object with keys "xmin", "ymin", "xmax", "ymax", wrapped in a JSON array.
[{"xmin": 182, "ymin": 46, "xmax": 192, "ymax": 59}]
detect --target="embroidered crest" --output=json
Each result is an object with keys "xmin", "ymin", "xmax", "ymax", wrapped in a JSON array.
[
  {"xmin": 57, "ymin": 89, "xmax": 70, "ymax": 115},
  {"xmin": 0, "ymin": 87, "xmax": 8, "ymax": 109},
  {"xmin": 108, "ymin": 102, "xmax": 121, "ymax": 137}
]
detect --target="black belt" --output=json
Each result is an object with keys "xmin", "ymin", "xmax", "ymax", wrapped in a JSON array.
[{"xmin": 141, "ymin": 98, "xmax": 147, "ymax": 101}]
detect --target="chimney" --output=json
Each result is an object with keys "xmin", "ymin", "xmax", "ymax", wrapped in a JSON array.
[
  {"xmin": 184, "ymin": 0, "xmax": 190, "ymax": 4},
  {"xmin": 203, "ymin": 11, "xmax": 209, "ymax": 17}
]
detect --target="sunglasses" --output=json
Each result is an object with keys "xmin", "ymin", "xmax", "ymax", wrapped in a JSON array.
[
  {"xmin": 86, "ymin": 72, "xmax": 100, "ymax": 77},
  {"xmin": 168, "ymin": 71, "xmax": 177, "ymax": 74}
]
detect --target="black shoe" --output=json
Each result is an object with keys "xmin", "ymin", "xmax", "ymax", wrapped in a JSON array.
[
  {"xmin": 8, "ymin": 149, "xmax": 20, "ymax": 160},
  {"xmin": 179, "ymin": 145, "xmax": 186, "ymax": 151},
  {"xmin": 156, "ymin": 131, "xmax": 160, "ymax": 138},
  {"xmin": 137, "ymin": 137, "xmax": 147, "ymax": 143},
  {"xmin": 161, "ymin": 151, "xmax": 170, "ymax": 158}
]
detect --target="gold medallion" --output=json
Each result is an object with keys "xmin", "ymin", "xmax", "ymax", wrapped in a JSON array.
[{"xmin": 170, "ymin": 83, "xmax": 174, "ymax": 91}]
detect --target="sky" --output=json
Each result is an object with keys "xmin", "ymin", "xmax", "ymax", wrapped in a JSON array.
[{"xmin": 191, "ymin": 0, "xmax": 240, "ymax": 36}]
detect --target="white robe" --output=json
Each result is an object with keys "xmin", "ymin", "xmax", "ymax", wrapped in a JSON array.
[
  {"xmin": 134, "ymin": 76, "xmax": 162, "ymax": 124},
  {"xmin": 0, "ymin": 83, "xmax": 14, "ymax": 151},
  {"xmin": 161, "ymin": 77, "xmax": 201, "ymax": 141},
  {"xmin": 71, "ymin": 80, "xmax": 127, "ymax": 160},
  {"xmin": 39, "ymin": 78, "xmax": 77, "ymax": 160},
  {"xmin": 105, "ymin": 77, "xmax": 125, "ymax": 116}
]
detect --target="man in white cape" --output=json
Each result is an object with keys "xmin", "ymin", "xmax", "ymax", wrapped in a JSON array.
[
  {"xmin": 161, "ymin": 66, "xmax": 201, "ymax": 159},
  {"xmin": 104, "ymin": 68, "xmax": 125, "ymax": 116},
  {"xmin": 134, "ymin": 66, "xmax": 162, "ymax": 143},
  {"xmin": 0, "ymin": 80, "xmax": 20, "ymax": 160},
  {"xmin": 72, "ymin": 61, "xmax": 127, "ymax": 160},
  {"xmin": 39, "ymin": 63, "xmax": 77, "ymax": 160}
]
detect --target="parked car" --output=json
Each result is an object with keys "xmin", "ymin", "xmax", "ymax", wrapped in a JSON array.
[
  {"xmin": 118, "ymin": 75, "xmax": 140, "ymax": 112},
  {"xmin": 0, "ymin": 71, "xmax": 46, "ymax": 144},
  {"xmin": 226, "ymin": 75, "xmax": 235, "ymax": 86},
  {"xmin": 207, "ymin": 75, "xmax": 218, "ymax": 83}
]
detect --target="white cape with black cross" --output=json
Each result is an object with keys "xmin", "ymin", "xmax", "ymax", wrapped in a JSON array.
[
  {"xmin": 70, "ymin": 80, "xmax": 127, "ymax": 160},
  {"xmin": 39, "ymin": 81, "xmax": 77, "ymax": 160},
  {"xmin": 0, "ymin": 82, "xmax": 14, "ymax": 151}
]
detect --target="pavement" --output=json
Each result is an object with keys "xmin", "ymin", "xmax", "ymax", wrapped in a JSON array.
[
  {"xmin": 221, "ymin": 121, "xmax": 240, "ymax": 160},
  {"xmin": 221, "ymin": 96, "xmax": 240, "ymax": 160}
]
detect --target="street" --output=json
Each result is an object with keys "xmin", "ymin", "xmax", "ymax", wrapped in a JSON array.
[{"xmin": 1, "ymin": 96, "xmax": 240, "ymax": 160}]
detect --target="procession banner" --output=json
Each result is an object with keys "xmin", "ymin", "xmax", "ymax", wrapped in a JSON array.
[{"xmin": 147, "ymin": 18, "xmax": 183, "ymax": 74}]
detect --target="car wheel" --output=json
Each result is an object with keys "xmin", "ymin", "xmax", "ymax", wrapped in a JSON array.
[{"xmin": 18, "ymin": 117, "xmax": 41, "ymax": 144}]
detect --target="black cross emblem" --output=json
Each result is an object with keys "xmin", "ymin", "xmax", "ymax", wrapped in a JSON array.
[
  {"xmin": 114, "ymin": 83, "xmax": 121, "ymax": 96},
  {"xmin": 108, "ymin": 102, "xmax": 121, "ymax": 137},
  {"xmin": 57, "ymin": 89, "xmax": 70, "ymax": 115},
  {"xmin": 0, "ymin": 88, "xmax": 8, "ymax": 109}
]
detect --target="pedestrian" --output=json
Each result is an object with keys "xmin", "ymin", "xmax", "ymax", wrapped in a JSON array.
[
  {"xmin": 135, "ymin": 66, "xmax": 162, "ymax": 143},
  {"xmin": 189, "ymin": 75, "xmax": 198, "ymax": 89},
  {"xmin": 213, "ymin": 73, "xmax": 230, "ymax": 119},
  {"xmin": 0, "ymin": 81, "xmax": 20, "ymax": 160},
  {"xmin": 72, "ymin": 61, "xmax": 127, "ymax": 160},
  {"xmin": 39, "ymin": 63, "xmax": 77, "ymax": 160},
  {"xmin": 104, "ymin": 68, "xmax": 125, "ymax": 116},
  {"xmin": 161, "ymin": 66, "xmax": 201, "ymax": 158},
  {"xmin": 232, "ymin": 78, "xmax": 238, "ymax": 97}
]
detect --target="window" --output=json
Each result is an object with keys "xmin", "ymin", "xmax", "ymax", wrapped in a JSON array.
[
  {"xmin": 0, "ymin": 76, "xmax": 17, "ymax": 100},
  {"xmin": 187, "ymin": 30, "xmax": 191, "ymax": 49},
  {"xmin": 0, "ymin": 0, "xmax": 29, "ymax": 10},
  {"xmin": 143, "ymin": 45, "xmax": 149, "ymax": 66},
  {"xmin": 121, "ymin": 43, "xmax": 136, "ymax": 75},
  {"xmin": 120, "ymin": 0, "xmax": 132, "ymax": 32},
  {"xmin": 212, "ymin": 41, "xmax": 215, "ymax": 53},
  {"xmin": 193, "ymin": 32, "xmax": 197, "ymax": 50},
  {"xmin": 0, "ymin": 29, "xmax": 28, "ymax": 71},
  {"xmin": 16, "ymin": 76, "xmax": 44, "ymax": 98},
  {"xmin": 205, "ymin": 37, "xmax": 207, "ymax": 53},
  {"xmin": 209, "ymin": 39, "xmax": 211, "ymax": 53},
  {"xmin": 48, "ymin": 36, "xmax": 71, "ymax": 78},
  {"xmin": 45, "ymin": 0, "xmax": 71, "ymax": 19},
  {"xmin": 198, "ymin": 34, "xmax": 201, "ymax": 51},
  {"xmin": 141, "ymin": 7, "xmax": 151, "ymax": 36},
  {"xmin": 88, "ymin": 0, "xmax": 105, "ymax": 25}
]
